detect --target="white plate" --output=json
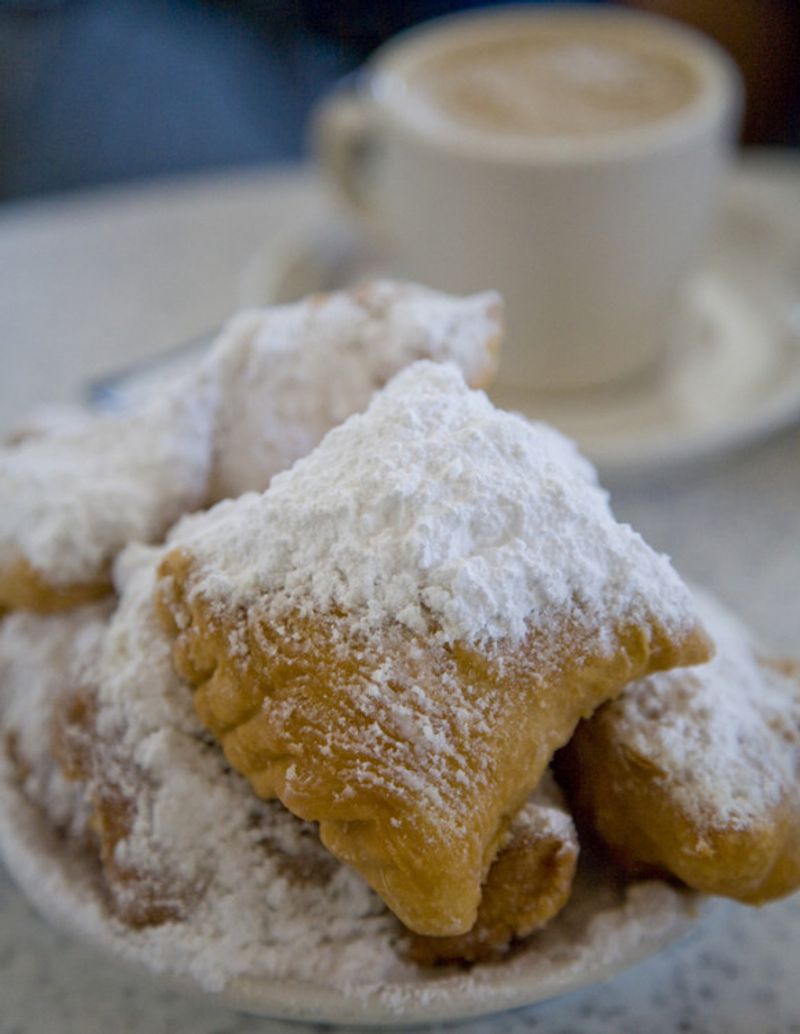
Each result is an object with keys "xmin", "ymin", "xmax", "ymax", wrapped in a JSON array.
[
  {"xmin": 240, "ymin": 159, "xmax": 800, "ymax": 481},
  {"xmin": 0, "ymin": 760, "xmax": 706, "ymax": 1027}
]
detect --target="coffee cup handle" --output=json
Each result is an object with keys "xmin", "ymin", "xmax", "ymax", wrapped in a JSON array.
[{"xmin": 313, "ymin": 82, "xmax": 377, "ymax": 220}]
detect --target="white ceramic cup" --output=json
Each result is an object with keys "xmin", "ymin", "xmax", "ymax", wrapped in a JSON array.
[{"xmin": 314, "ymin": 6, "xmax": 741, "ymax": 393}]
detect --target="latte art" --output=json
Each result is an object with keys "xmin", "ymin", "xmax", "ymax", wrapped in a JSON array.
[{"xmin": 412, "ymin": 31, "xmax": 700, "ymax": 138}]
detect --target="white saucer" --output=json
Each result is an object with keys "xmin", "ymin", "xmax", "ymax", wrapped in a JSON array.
[
  {"xmin": 240, "ymin": 159, "xmax": 800, "ymax": 480},
  {"xmin": 0, "ymin": 760, "xmax": 707, "ymax": 1027}
]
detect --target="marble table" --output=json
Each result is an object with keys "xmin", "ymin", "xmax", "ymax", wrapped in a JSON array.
[{"xmin": 1, "ymin": 162, "xmax": 799, "ymax": 1034}]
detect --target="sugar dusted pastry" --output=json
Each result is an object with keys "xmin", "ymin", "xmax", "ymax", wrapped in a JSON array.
[
  {"xmin": 4, "ymin": 403, "xmax": 97, "ymax": 446},
  {"xmin": 0, "ymin": 533, "xmax": 707, "ymax": 1000},
  {"xmin": 205, "ymin": 279, "xmax": 502, "ymax": 499},
  {"xmin": 0, "ymin": 601, "xmax": 110, "ymax": 841},
  {"xmin": 0, "ymin": 382, "xmax": 216, "ymax": 613},
  {"xmin": 558, "ymin": 590, "xmax": 800, "ymax": 904},
  {"xmin": 156, "ymin": 360, "xmax": 710, "ymax": 938},
  {"xmin": 407, "ymin": 772, "xmax": 578, "ymax": 965},
  {"xmin": 54, "ymin": 544, "xmax": 405, "ymax": 976},
  {"xmin": 0, "ymin": 281, "xmax": 500, "ymax": 613},
  {"xmin": 54, "ymin": 547, "xmax": 575, "ymax": 957}
]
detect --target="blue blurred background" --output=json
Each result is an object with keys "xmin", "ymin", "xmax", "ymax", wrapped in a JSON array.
[{"xmin": 1, "ymin": 0, "xmax": 798, "ymax": 201}]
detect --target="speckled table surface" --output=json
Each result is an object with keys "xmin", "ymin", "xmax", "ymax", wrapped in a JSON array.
[{"xmin": 1, "ymin": 161, "xmax": 799, "ymax": 1034}]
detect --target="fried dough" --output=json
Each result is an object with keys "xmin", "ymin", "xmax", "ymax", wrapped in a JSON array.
[
  {"xmin": 558, "ymin": 590, "xmax": 800, "ymax": 904},
  {"xmin": 407, "ymin": 773, "xmax": 578, "ymax": 964},
  {"xmin": 0, "ymin": 555, "xmax": 112, "ymax": 614},
  {"xmin": 0, "ymin": 602, "xmax": 110, "ymax": 842},
  {"xmin": 205, "ymin": 279, "xmax": 502, "ymax": 500},
  {"xmin": 0, "ymin": 282, "xmax": 500, "ymax": 614},
  {"xmin": 0, "ymin": 383, "xmax": 215, "ymax": 614},
  {"xmin": 157, "ymin": 362, "xmax": 710, "ymax": 937}
]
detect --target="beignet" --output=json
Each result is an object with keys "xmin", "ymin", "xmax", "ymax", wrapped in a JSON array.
[
  {"xmin": 407, "ymin": 772, "xmax": 578, "ymax": 964},
  {"xmin": 0, "ymin": 282, "xmax": 500, "ymax": 614},
  {"xmin": 157, "ymin": 361, "xmax": 710, "ymax": 936},
  {"xmin": 558, "ymin": 590, "xmax": 800, "ymax": 904}
]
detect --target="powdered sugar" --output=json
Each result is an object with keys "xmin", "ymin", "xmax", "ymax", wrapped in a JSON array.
[
  {"xmin": 519, "ymin": 770, "xmax": 578, "ymax": 846},
  {"xmin": 0, "ymin": 755, "xmax": 701, "ymax": 1021},
  {"xmin": 205, "ymin": 280, "xmax": 501, "ymax": 499},
  {"xmin": 0, "ymin": 549, "xmax": 701, "ymax": 1012},
  {"xmin": 0, "ymin": 602, "xmax": 110, "ymax": 837},
  {"xmin": 83, "ymin": 545, "xmax": 407, "ymax": 990},
  {"xmin": 0, "ymin": 378, "xmax": 216, "ymax": 586},
  {"xmin": 604, "ymin": 589, "xmax": 800, "ymax": 828},
  {"xmin": 0, "ymin": 281, "xmax": 499, "ymax": 590},
  {"xmin": 0, "ymin": 291, "xmax": 711, "ymax": 1014},
  {"xmin": 168, "ymin": 361, "xmax": 696, "ymax": 648}
]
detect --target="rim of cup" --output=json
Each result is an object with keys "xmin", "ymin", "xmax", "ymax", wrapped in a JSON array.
[{"xmin": 367, "ymin": 4, "xmax": 742, "ymax": 164}]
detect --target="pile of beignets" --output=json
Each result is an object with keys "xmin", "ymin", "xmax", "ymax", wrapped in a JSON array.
[{"xmin": 1, "ymin": 281, "xmax": 798, "ymax": 969}]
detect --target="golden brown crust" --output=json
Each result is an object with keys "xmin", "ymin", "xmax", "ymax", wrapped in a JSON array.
[
  {"xmin": 156, "ymin": 546, "xmax": 710, "ymax": 937},
  {"xmin": 469, "ymin": 300, "xmax": 503, "ymax": 390},
  {"xmin": 56, "ymin": 686, "xmax": 188, "ymax": 928},
  {"xmin": 406, "ymin": 790, "xmax": 578, "ymax": 965},
  {"xmin": 51, "ymin": 690, "xmax": 96, "ymax": 784},
  {"xmin": 0, "ymin": 555, "xmax": 111, "ymax": 614},
  {"xmin": 4, "ymin": 729, "xmax": 31, "ymax": 786},
  {"xmin": 557, "ymin": 656, "xmax": 800, "ymax": 905}
]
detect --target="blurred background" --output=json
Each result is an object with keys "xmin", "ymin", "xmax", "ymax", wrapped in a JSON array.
[{"xmin": 0, "ymin": 0, "xmax": 798, "ymax": 202}]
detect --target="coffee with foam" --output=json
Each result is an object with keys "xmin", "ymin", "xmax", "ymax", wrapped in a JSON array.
[
  {"xmin": 318, "ymin": 9, "xmax": 738, "ymax": 391},
  {"xmin": 411, "ymin": 26, "xmax": 701, "ymax": 139}
]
